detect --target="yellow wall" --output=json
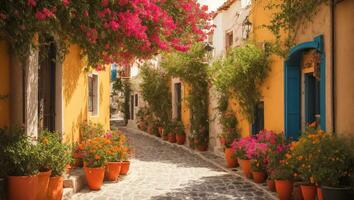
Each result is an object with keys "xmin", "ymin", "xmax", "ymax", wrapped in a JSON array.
[
  {"xmin": 62, "ymin": 45, "xmax": 111, "ymax": 144},
  {"xmin": 182, "ymin": 81, "xmax": 191, "ymax": 135},
  {"xmin": 0, "ymin": 41, "xmax": 10, "ymax": 128}
]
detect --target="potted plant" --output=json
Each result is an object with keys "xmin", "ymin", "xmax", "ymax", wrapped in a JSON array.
[
  {"xmin": 168, "ymin": 122, "xmax": 177, "ymax": 143},
  {"xmin": 81, "ymin": 137, "xmax": 111, "ymax": 190},
  {"xmin": 104, "ymin": 132, "xmax": 125, "ymax": 181},
  {"xmin": 162, "ymin": 125, "xmax": 169, "ymax": 141},
  {"xmin": 231, "ymin": 136, "xmax": 256, "ymax": 178},
  {"xmin": 117, "ymin": 133, "xmax": 131, "ymax": 175},
  {"xmin": 194, "ymin": 126, "xmax": 209, "ymax": 151},
  {"xmin": 3, "ymin": 132, "xmax": 40, "ymax": 200},
  {"xmin": 250, "ymin": 143, "xmax": 268, "ymax": 183},
  {"xmin": 44, "ymin": 132, "xmax": 72, "ymax": 200},
  {"xmin": 175, "ymin": 121, "xmax": 186, "ymax": 145},
  {"xmin": 271, "ymin": 162, "xmax": 294, "ymax": 200}
]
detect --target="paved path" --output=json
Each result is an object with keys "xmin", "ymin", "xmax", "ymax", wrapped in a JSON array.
[{"xmin": 71, "ymin": 128, "xmax": 273, "ymax": 200}]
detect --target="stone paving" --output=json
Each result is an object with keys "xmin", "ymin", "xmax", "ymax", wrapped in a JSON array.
[{"xmin": 71, "ymin": 128, "xmax": 274, "ymax": 200}]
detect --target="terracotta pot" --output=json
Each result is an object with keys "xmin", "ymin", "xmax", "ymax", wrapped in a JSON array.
[
  {"xmin": 47, "ymin": 176, "xmax": 64, "ymax": 200},
  {"xmin": 237, "ymin": 158, "xmax": 251, "ymax": 178},
  {"xmin": 301, "ymin": 184, "xmax": 316, "ymax": 200},
  {"xmin": 317, "ymin": 186, "xmax": 323, "ymax": 200},
  {"xmin": 252, "ymin": 171, "xmax": 266, "ymax": 183},
  {"xmin": 196, "ymin": 145, "xmax": 208, "ymax": 151},
  {"xmin": 84, "ymin": 167, "xmax": 105, "ymax": 190},
  {"xmin": 168, "ymin": 134, "xmax": 176, "ymax": 143},
  {"xmin": 7, "ymin": 174, "xmax": 38, "ymax": 200},
  {"xmin": 293, "ymin": 182, "xmax": 304, "ymax": 200},
  {"xmin": 267, "ymin": 179, "xmax": 276, "ymax": 192},
  {"xmin": 158, "ymin": 127, "xmax": 163, "ymax": 136},
  {"xmin": 224, "ymin": 148, "xmax": 237, "ymax": 168},
  {"xmin": 120, "ymin": 161, "xmax": 130, "ymax": 175},
  {"xmin": 162, "ymin": 135, "xmax": 169, "ymax": 141},
  {"xmin": 37, "ymin": 170, "xmax": 52, "ymax": 200},
  {"xmin": 275, "ymin": 180, "xmax": 293, "ymax": 200},
  {"xmin": 176, "ymin": 134, "xmax": 186, "ymax": 145},
  {"xmin": 105, "ymin": 162, "xmax": 122, "ymax": 182}
]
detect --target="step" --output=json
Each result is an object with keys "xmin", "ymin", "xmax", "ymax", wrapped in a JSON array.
[{"xmin": 64, "ymin": 168, "xmax": 86, "ymax": 193}]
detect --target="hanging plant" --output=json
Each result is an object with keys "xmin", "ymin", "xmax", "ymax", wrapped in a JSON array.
[
  {"xmin": 264, "ymin": 0, "xmax": 327, "ymax": 56},
  {"xmin": 161, "ymin": 43, "xmax": 209, "ymax": 147},
  {"xmin": 210, "ymin": 43, "xmax": 270, "ymax": 122}
]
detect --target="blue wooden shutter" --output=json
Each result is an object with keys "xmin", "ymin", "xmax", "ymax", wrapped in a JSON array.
[{"xmin": 285, "ymin": 61, "xmax": 301, "ymax": 139}]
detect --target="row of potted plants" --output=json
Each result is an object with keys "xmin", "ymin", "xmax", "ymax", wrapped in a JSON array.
[
  {"xmin": 230, "ymin": 128, "xmax": 354, "ymax": 200},
  {"xmin": 75, "ymin": 131, "xmax": 131, "ymax": 190},
  {"xmin": 0, "ymin": 128, "xmax": 71, "ymax": 200}
]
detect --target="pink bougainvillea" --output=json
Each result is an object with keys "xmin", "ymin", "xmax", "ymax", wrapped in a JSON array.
[{"xmin": 0, "ymin": 0, "xmax": 213, "ymax": 68}]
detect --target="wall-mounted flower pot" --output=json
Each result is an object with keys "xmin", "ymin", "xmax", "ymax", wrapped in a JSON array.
[
  {"xmin": 0, "ymin": 178, "xmax": 6, "ymax": 200},
  {"xmin": 36, "ymin": 170, "xmax": 52, "ymax": 200},
  {"xmin": 275, "ymin": 179, "xmax": 293, "ymax": 200},
  {"xmin": 84, "ymin": 167, "xmax": 105, "ymax": 190},
  {"xmin": 176, "ymin": 134, "xmax": 186, "ymax": 145},
  {"xmin": 120, "ymin": 161, "xmax": 130, "ymax": 175},
  {"xmin": 321, "ymin": 185, "xmax": 353, "ymax": 200},
  {"xmin": 105, "ymin": 162, "xmax": 122, "ymax": 182},
  {"xmin": 8, "ymin": 175, "xmax": 39, "ymax": 200},
  {"xmin": 47, "ymin": 176, "xmax": 64, "ymax": 200},
  {"xmin": 224, "ymin": 148, "xmax": 237, "ymax": 168}
]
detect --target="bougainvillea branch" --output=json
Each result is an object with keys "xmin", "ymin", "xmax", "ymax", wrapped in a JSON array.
[{"xmin": 0, "ymin": 0, "xmax": 212, "ymax": 68}]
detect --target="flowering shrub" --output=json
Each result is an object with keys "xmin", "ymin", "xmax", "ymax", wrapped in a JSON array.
[
  {"xmin": 80, "ymin": 137, "xmax": 112, "ymax": 168},
  {"xmin": 231, "ymin": 136, "xmax": 257, "ymax": 160},
  {"xmin": 105, "ymin": 131, "xmax": 129, "ymax": 162},
  {"xmin": 250, "ymin": 143, "xmax": 268, "ymax": 172},
  {"xmin": 0, "ymin": 0, "xmax": 213, "ymax": 68}
]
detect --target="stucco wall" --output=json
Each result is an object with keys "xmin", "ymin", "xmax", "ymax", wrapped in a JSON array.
[
  {"xmin": 0, "ymin": 41, "xmax": 10, "ymax": 128},
  {"xmin": 335, "ymin": 0, "xmax": 354, "ymax": 137},
  {"xmin": 62, "ymin": 45, "xmax": 110, "ymax": 143}
]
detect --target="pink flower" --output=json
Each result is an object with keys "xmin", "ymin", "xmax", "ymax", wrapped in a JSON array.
[
  {"xmin": 62, "ymin": 0, "xmax": 70, "ymax": 7},
  {"xmin": 27, "ymin": 0, "xmax": 36, "ymax": 7},
  {"xmin": 109, "ymin": 20, "xmax": 119, "ymax": 31}
]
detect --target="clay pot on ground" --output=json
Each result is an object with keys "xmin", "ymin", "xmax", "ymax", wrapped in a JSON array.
[
  {"xmin": 105, "ymin": 162, "xmax": 122, "ymax": 182},
  {"xmin": 176, "ymin": 134, "xmax": 186, "ymax": 145},
  {"xmin": 37, "ymin": 170, "xmax": 52, "ymax": 200},
  {"xmin": 300, "ymin": 184, "xmax": 316, "ymax": 200},
  {"xmin": 293, "ymin": 182, "xmax": 304, "ymax": 200},
  {"xmin": 237, "ymin": 158, "xmax": 252, "ymax": 178},
  {"xmin": 84, "ymin": 167, "xmax": 105, "ymax": 190},
  {"xmin": 252, "ymin": 171, "xmax": 266, "ymax": 183},
  {"xmin": 267, "ymin": 179, "xmax": 276, "ymax": 192},
  {"xmin": 7, "ymin": 174, "xmax": 38, "ymax": 200},
  {"xmin": 275, "ymin": 179, "xmax": 293, "ymax": 200},
  {"xmin": 120, "ymin": 161, "xmax": 130, "ymax": 175},
  {"xmin": 224, "ymin": 148, "xmax": 237, "ymax": 168},
  {"xmin": 168, "ymin": 134, "xmax": 176, "ymax": 143},
  {"xmin": 317, "ymin": 186, "xmax": 323, "ymax": 200},
  {"xmin": 47, "ymin": 176, "xmax": 64, "ymax": 200}
]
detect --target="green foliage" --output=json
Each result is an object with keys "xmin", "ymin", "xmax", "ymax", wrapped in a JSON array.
[
  {"xmin": 210, "ymin": 43, "xmax": 270, "ymax": 122},
  {"xmin": 218, "ymin": 110, "xmax": 239, "ymax": 148},
  {"xmin": 140, "ymin": 65, "xmax": 172, "ymax": 124},
  {"xmin": 168, "ymin": 120, "xmax": 185, "ymax": 136},
  {"xmin": 113, "ymin": 78, "xmax": 131, "ymax": 123},
  {"xmin": 265, "ymin": 0, "xmax": 327, "ymax": 56},
  {"xmin": 161, "ymin": 43, "xmax": 209, "ymax": 146},
  {"xmin": 79, "ymin": 122, "xmax": 105, "ymax": 141},
  {"xmin": 38, "ymin": 131, "xmax": 72, "ymax": 176}
]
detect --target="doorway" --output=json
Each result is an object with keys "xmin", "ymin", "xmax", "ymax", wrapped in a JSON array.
[{"xmin": 38, "ymin": 35, "xmax": 57, "ymax": 132}]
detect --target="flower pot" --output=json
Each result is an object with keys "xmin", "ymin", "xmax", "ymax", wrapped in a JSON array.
[
  {"xmin": 275, "ymin": 180, "xmax": 293, "ymax": 200},
  {"xmin": 168, "ymin": 134, "xmax": 176, "ymax": 143},
  {"xmin": 158, "ymin": 127, "xmax": 163, "ymax": 136},
  {"xmin": 224, "ymin": 148, "xmax": 237, "ymax": 168},
  {"xmin": 237, "ymin": 158, "xmax": 251, "ymax": 178},
  {"xmin": 37, "ymin": 170, "xmax": 52, "ymax": 200},
  {"xmin": 176, "ymin": 134, "xmax": 186, "ymax": 145},
  {"xmin": 162, "ymin": 135, "xmax": 169, "ymax": 141},
  {"xmin": 84, "ymin": 167, "xmax": 105, "ymax": 190},
  {"xmin": 196, "ymin": 145, "xmax": 208, "ymax": 151},
  {"xmin": 252, "ymin": 171, "xmax": 266, "ymax": 183},
  {"xmin": 317, "ymin": 186, "xmax": 323, "ymax": 200},
  {"xmin": 120, "ymin": 161, "xmax": 130, "ymax": 175},
  {"xmin": 267, "ymin": 179, "xmax": 276, "ymax": 192},
  {"xmin": 300, "ymin": 184, "xmax": 316, "ymax": 200},
  {"xmin": 293, "ymin": 182, "xmax": 304, "ymax": 200},
  {"xmin": 105, "ymin": 162, "xmax": 122, "ymax": 182},
  {"xmin": 7, "ymin": 174, "xmax": 38, "ymax": 200},
  {"xmin": 0, "ymin": 178, "xmax": 6, "ymax": 200},
  {"xmin": 47, "ymin": 176, "xmax": 64, "ymax": 200},
  {"xmin": 321, "ymin": 185, "xmax": 353, "ymax": 200}
]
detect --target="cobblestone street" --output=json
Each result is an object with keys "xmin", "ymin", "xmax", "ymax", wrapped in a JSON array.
[{"xmin": 71, "ymin": 128, "xmax": 273, "ymax": 200}]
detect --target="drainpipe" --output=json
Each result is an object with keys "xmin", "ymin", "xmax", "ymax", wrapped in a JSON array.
[{"xmin": 330, "ymin": 0, "xmax": 336, "ymax": 133}]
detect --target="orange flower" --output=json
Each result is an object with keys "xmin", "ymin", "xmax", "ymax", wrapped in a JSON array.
[{"xmin": 95, "ymin": 154, "xmax": 101, "ymax": 160}]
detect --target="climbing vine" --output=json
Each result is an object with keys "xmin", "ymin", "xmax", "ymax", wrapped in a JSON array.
[
  {"xmin": 265, "ymin": 0, "xmax": 327, "ymax": 56},
  {"xmin": 210, "ymin": 43, "xmax": 270, "ymax": 122},
  {"xmin": 161, "ymin": 43, "xmax": 209, "ymax": 147},
  {"xmin": 140, "ymin": 64, "xmax": 171, "ymax": 124}
]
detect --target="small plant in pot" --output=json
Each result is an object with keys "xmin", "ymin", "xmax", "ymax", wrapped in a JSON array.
[
  {"xmin": 250, "ymin": 143, "xmax": 268, "ymax": 184},
  {"xmin": 231, "ymin": 136, "xmax": 256, "ymax": 178},
  {"xmin": 104, "ymin": 131, "xmax": 127, "ymax": 181},
  {"xmin": 194, "ymin": 126, "xmax": 209, "ymax": 151},
  {"xmin": 167, "ymin": 121, "xmax": 177, "ymax": 143},
  {"xmin": 271, "ymin": 161, "xmax": 294, "ymax": 200},
  {"xmin": 81, "ymin": 137, "xmax": 111, "ymax": 190},
  {"xmin": 174, "ymin": 121, "xmax": 186, "ymax": 145},
  {"xmin": 162, "ymin": 124, "xmax": 169, "ymax": 141},
  {"xmin": 3, "ymin": 130, "xmax": 40, "ymax": 200}
]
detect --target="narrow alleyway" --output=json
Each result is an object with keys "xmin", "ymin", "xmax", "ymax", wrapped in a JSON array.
[{"xmin": 72, "ymin": 128, "xmax": 273, "ymax": 200}]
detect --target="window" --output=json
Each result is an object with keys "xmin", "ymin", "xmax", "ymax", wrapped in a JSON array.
[
  {"xmin": 88, "ymin": 74, "xmax": 98, "ymax": 116},
  {"xmin": 135, "ymin": 94, "xmax": 138, "ymax": 107},
  {"xmin": 252, "ymin": 102, "xmax": 264, "ymax": 135},
  {"xmin": 225, "ymin": 31, "xmax": 233, "ymax": 51}
]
